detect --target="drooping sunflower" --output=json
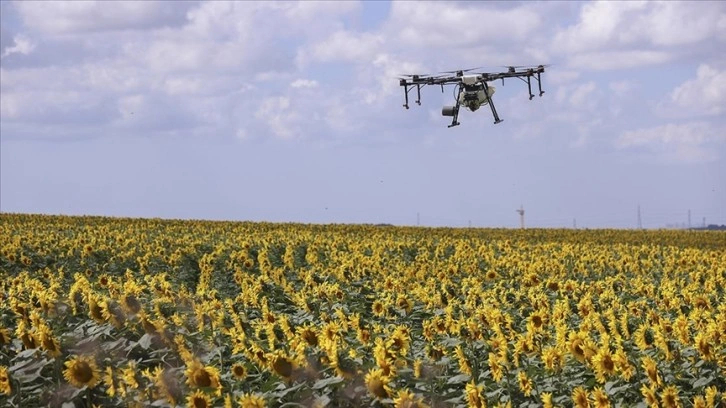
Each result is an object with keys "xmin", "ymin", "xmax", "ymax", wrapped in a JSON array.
[
  {"xmin": 38, "ymin": 326, "xmax": 62, "ymax": 358},
  {"xmin": 63, "ymin": 354, "xmax": 101, "ymax": 389},
  {"xmin": 365, "ymin": 368, "xmax": 390, "ymax": 399},
  {"xmin": 185, "ymin": 360, "xmax": 221, "ymax": 394},
  {"xmin": 641, "ymin": 356, "xmax": 661, "ymax": 386}
]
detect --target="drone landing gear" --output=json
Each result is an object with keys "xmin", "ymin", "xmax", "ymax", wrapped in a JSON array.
[
  {"xmin": 481, "ymin": 82, "xmax": 503, "ymax": 124},
  {"xmin": 400, "ymin": 82, "xmax": 422, "ymax": 109}
]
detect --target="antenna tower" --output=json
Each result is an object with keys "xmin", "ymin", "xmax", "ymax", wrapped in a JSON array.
[
  {"xmin": 637, "ymin": 205, "xmax": 642, "ymax": 229},
  {"xmin": 516, "ymin": 205, "xmax": 525, "ymax": 229}
]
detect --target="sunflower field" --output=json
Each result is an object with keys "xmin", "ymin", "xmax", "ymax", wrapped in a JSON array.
[{"xmin": 0, "ymin": 213, "xmax": 724, "ymax": 408}]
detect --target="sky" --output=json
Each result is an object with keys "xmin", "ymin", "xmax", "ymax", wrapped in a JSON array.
[{"xmin": 1, "ymin": 1, "xmax": 725, "ymax": 229}]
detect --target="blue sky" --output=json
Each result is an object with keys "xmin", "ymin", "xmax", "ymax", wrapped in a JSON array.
[{"xmin": 1, "ymin": 1, "xmax": 725, "ymax": 228}]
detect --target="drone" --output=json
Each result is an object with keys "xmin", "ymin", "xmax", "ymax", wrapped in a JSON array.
[{"xmin": 398, "ymin": 65, "xmax": 547, "ymax": 127}]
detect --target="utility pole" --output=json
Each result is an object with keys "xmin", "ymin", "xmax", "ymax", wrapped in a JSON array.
[
  {"xmin": 637, "ymin": 205, "xmax": 642, "ymax": 229},
  {"xmin": 688, "ymin": 209, "xmax": 691, "ymax": 229},
  {"xmin": 516, "ymin": 205, "xmax": 525, "ymax": 229},
  {"xmin": 417, "ymin": 212, "xmax": 420, "ymax": 226},
  {"xmin": 573, "ymin": 218, "xmax": 577, "ymax": 229}
]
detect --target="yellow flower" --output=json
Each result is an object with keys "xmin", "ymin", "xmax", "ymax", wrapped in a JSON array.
[
  {"xmin": 641, "ymin": 383, "xmax": 658, "ymax": 408},
  {"xmin": 517, "ymin": 370, "xmax": 533, "ymax": 397},
  {"xmin": 393, "ymin": 388, "xmax": 428, "ymax": 408},
  {"xmin": 465, "ymin": 381, "xmax": 486, "ymax": 408},
  {"xmin": 238, "ymin": 392, "xmax": 266, "ymax": 408},
  {"xmin": 269, "ymin": 351, "xmax": 295, "ymax": 379},
  {"xmin": 641, "ymin": 356, "xmax": 661, "ymax": 386},
  {"xmin": 231, "ymin": 363, "xmax": 247, "ymax": 380},
  {"xmin": 591, "ymin": 387, "xmax": 610, "ymax": 408},
  {"xmin": 365, "ymin": 368, "xmax": 390, "ymax": 399},
  {"xmin": 63, "ymin": 355, "xmax": 101, "ymax": 389},
  {"xmin": 661, "ymin": 385, "xmax": 681, "ymax": 408},
  {"xmin": 572, "ymin": 386, "xmax": 590, "ymax": 408},
  {"xmin": 591, "ymin": 346, "xmax": 615, "ymax": 384},
  {"xmin": 0, "ymin": 366, "xmax": 11, "ymax": 395},
  {"xmin": 541, "ymin": 392, "xmax": 553, "ymax": 408},
  {"xmin": 187, "ymin": 389, "xmax": 212, "ymax": 408},
  {"xmin": 185, "ymin": 360, "xmax": 222, "ymax": 395}
]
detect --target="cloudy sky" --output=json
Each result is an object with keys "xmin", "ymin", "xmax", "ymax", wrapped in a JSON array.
[{"xmin": 1, "ymin": 1, "xmax": 725, "ymax": 228}]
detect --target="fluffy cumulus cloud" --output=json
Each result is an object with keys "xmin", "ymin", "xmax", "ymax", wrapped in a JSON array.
[
  {"xmin": 616, "ymin": 122, "xmax": 725, "ymax": 163},
  {"xmin": 666, "ymin": 64, "xmax": 726, "ymax": 116}
]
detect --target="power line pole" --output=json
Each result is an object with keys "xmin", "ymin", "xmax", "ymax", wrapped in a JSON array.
[
  {"xmin": 517, "ymin": 205, "xmax": 525, "ymax": 229},
  {"xmin": 573, "ymin": 218, "xmax": 577, "ymax": 229},
  {"xmin": 417, "ymin": 212, "xmax": 420, "ymax": 226},
  {"xmin": 688, "ymin": 209, "xmax": 691, "ymax": 229},
  {"xmin": 637, "ymin": 205, "xmax": 642, "ymax": 229}
]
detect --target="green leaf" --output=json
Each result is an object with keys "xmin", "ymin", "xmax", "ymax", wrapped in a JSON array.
[
  {"xmin": 312, "ymin": 376, "xmax": 344, "ymax": 389},
  {"xmin": 447, "ymin": 374, "xmax": 471, "ymax": 384},
  {"xmin": 693, "ymin": 376, "xmax": 713, "ymax": 388}
]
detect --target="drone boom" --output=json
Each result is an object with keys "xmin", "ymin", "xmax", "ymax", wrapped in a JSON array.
[{"xmin": 398, "ymin": 65, "xmax": 547, "ymax": 127}]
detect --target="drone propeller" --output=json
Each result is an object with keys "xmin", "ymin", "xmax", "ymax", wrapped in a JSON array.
[{"xmin": 439, "ymin": 66, "xmax": 486, "ymax": 74}]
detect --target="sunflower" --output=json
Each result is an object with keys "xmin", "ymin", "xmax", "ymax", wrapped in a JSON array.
[
  {"xmin": 640, "ymin": 383, "xmax": 658, "ymax": 408},
  {"xmin": 187, "ymin": 389, "xmax": 212, "ymax": 408},
  {"xmin": 372, "ymin": 300, "xmax": 386, "ymax": 317},
  {"xmin": 269, "ymin": 351, "xmax": 295, "ymax": 379},
  {"xmin": 572, "ymin": 386, "xmax": 590, "ymax": 408},
  {"xmin": 0, "ymin": 327, "xmax": 10, "ymax": 345},
  {"xmin": 591, "ymin": 387, "xmax": 610, "ymax": 408},
  {"xmin": 541, "ymin": 392, "xmax": 553, "ymax": 408},
  {"xmin": 393, "ymin": 389, "xmax": 428, "ymax": 408},
  {"xmin": 231, "ymin": 363, "xmax": 247, "ymax": 380},
  {"xmin": 694, "ymin": 332, "xmax": 714, "ymax": 361},
  {"xmin": 641, "ymin": 356, "xmax": 661, "ymax": 386},
  {"xmin": 0, "ymin": 366, "xmax": 11, "ymax": 395},
  {"xmin": 103, "ymin": 366, "xmax": 118, "ymax": 397},
  {"xmin": 488, "ymin": 353, "xmax": 503, "ymax": 383},
  {"xmin": 365, "ymin": 368, "xmax": 390, "ymax": 399},
  {"xmin": 239, "ymin": 392, "xmax": 266, "ymax": 408},
  {"xmin": 38, "ymin": 326, "xmax": 62, "ymax": 358},
  {"xmin": 568, "ymin": 332, "xmax": 588, "ymax": 363},
  {"xmin": 591, "ymin": 346, "xmax": 615, "ymax": 384},
  {"xmin": 692, "ymin": 396, "xmax": 706, "ymax": 408},
  {"xmin": 661, "ymin": 385, "xmax": 681, "ymax": 408},
  {"xmin": 185, "ymin": 360, "xmax": 221, "ymax": 395},
  {"xmin": 63, "ymin": 355, "xmax": 101, "ymax": 389},
  {"xmin": 517, "ymin": 371, "xmax": 533, "ymax": 397}
]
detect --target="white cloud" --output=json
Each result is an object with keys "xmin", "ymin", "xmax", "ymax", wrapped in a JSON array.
[
  {"xmin": 297, "ymin": 31, "xmax": 383, "ymax": 66},
  {"xmin": 290, "ymin": 79, "xmax": 319, "ymax": 89},
  {"xmin": 14, "ymin": 1, "xmax": 192, "ymax": 34},
  {"xmin": 1, "ymin": 34, "xmax": 36, "ymax": 58},
  {"xmin": 616, "ymin": 122, "xmax": 725, "ymax": 163},
  {"xmin": 567, "ymin": 50, "xmax": 672, "ymax": 71},
  {"xmin": 556, "ymin": 2, "xmax": 725, "ymax": 52},
  {"xmin": 387, "ymin": 2, "xmax": 542, "ymax": 48},
  {"xmin": 667, "ymin": 64, "xmax": 726, "ymax": 116},
  {"xmin": 554, "ymin": 2, "xmax": 726, "ymax": 70}
]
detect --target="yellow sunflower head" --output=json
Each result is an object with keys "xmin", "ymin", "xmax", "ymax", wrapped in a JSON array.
[
  {"xmin": 187, "ymin": 389, "xmax": 212, "ymax": 408},
  {"xmin": 63, "ymin": 354, "xmax": 101, "ymax": 389}
]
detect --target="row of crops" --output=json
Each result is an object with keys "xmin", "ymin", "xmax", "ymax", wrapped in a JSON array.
[{"xmin": 0, "ymin": 213, "xmax": 724, "ymax": 407}]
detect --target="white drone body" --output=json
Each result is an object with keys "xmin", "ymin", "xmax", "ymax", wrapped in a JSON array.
[{"xmin": 459, "ymin": 75, "xmax": 496, "ymax": 112}]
